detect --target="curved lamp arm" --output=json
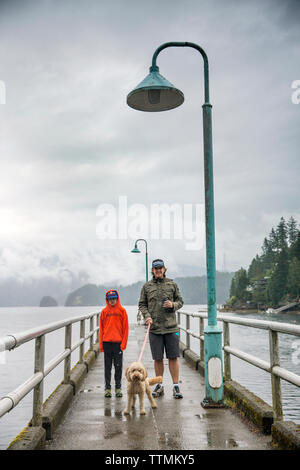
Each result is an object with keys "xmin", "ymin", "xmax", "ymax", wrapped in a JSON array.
[
  {"xmin": 133, "ymin": 239, "xmax": 148, "ymax": 282},
  {"xmin": 151, "ymin": 41, "xmax": 210, "ymax": 104},
  {"xmin": 135, "ymin": 238, "xmax": 148, "ymax": 253}
]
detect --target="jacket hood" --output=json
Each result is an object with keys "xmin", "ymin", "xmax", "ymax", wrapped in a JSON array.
[{"xmin": 104, "ymin": 289, "xmax": 123, "ymax": 311}]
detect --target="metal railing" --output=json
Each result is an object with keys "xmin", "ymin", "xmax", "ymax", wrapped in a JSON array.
[
  {"xmin": 177, "ymin": 310, "xmax": 300, "ymax": 421},
  {"xmin": 0, "ymin": 311, "xmax": 100, "ymax": 425}
]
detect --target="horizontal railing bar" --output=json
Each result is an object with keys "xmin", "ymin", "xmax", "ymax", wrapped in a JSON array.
[
  {"xmin": 44, "ymin": 328, "xmax": 100, "ymax": 374},
  {"xmin": 44, "ymin": 350, "xmax": 70, "ymax": 377},
  {"xmin": 179, "ymin": 323, "xmax": 204, "ymax": 343},
  {"xmin": 0, "ymin": 371, "xmax": 44, "ymax": 417},
  {"xmin": 71, "ymin": 338, "xmax": 85, "ymax": 352},
  {"xmin": 179, "ymin": 319, "xmax": 300, "ymax": 390},
  {"xmin": 178, "ymin": 310, "xmax": 300, "ymax": 337},
  {"xmin": 85, "ymin": 328, "xmax": 99, "ymax": 339},
  {"xmin": 272, "ymin": 366, "xmax": 300, "ymax": 388},
  {"xmin": 0, "ymin": 330, "xmax": 100, "ymax": 419},
  {"xmin": 223, "ymin": 346, "xmax": 271, "ymax": 372},
  {"xmin": 0, "ymin": 311, "xmax": 101, "ymax": 422},
  {"xmin": 0, "ymin": 336, "xmax": 16, "ymax": 351},
  {"xmin": 7, "ymin": 332, "xmax": 100, "ymax": 398},
  {"xmin": 1, "ymin": 312, "xmax": 100, "ymax": 351},
  {"xmin": 0, "ymin": 397, "xmax": 14, "ymax": 418},
  {"xmin": 70, "ymin": 329, "xmax": 99, "ymax": 354},
  {"xmin": 191, "ymin": 332, "xmax": 201, "ymax": 340},
  {"xmin": 178, "ymin": 324, "xmax": 210, "ymax": 343}
]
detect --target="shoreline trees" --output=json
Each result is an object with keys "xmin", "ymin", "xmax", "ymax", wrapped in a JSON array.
[{"xmin": 228, "ymin": 216, "xmax": 300, "ymax": 308}]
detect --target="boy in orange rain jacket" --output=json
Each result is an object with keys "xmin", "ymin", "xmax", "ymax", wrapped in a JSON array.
[{"xmin": 99, "ymin": 289, "xmax": 129, "ymax": 398}]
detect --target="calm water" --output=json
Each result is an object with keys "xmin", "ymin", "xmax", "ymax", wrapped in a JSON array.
[{"xmin": 0, "ymin": 305, "xmax": 299, "ymax": 449}]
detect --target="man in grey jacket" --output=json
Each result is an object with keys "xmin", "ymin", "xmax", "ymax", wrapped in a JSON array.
[{"xmin": 138, "ymin": 259, "xmax": 184, "ymax": 399}]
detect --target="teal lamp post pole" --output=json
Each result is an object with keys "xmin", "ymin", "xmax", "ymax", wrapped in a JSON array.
[
  {"xmin": 131, "ymin": 239, "xmax": 149, "ymax": 282},
  {"xmin": 127, "ymin": 42, "xmax": 223, "ymax": 407}
]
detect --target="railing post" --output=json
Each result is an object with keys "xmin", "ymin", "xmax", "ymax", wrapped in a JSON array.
[
  {"xmin": 223, "ymin": 321, "xmax": 231, "ymax": 381},
  {"xmin": 64, "ymin": 324, "xmax": 72, "ymax": 384},
  {"xmin": 200, "ymin": 317, "xmax": 204, "ymax": 362},
  {"xmin": 80, "ymin": 319, "xmax": 85, "ymax": 363},
  {"xmin": 90, "ymin": 316, "xmax": 94, "ymax": 350},
  {"xmin": 96, "ymin": 313, "xmax": 100, "ymax": 342},
  {"xmin": 186, "ymin": 314, "xmax": 190, "ymax": 349},
  {"xmin": 269, "ymin": 329, "xmax": 283, "ymax": 421},
  {"xmin": 177, "ymin": 311, "xmax": 181, "ymax": 341},
  {"xmin": 32, "ymin": 335, "xmax": 45, "ymax": 426}
]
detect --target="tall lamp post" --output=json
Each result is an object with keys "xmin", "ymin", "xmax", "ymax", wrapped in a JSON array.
[
  {"xmin": 131, "ymin": 238, "xmax": 149, "ymax": 283},
  {"xmin": 127, "ymin": 42, "xmax": 223, "ymax": 407}
]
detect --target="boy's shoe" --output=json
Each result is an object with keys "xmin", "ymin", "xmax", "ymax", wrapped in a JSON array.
[
  {"xmin": 115, "ymin": 388, "xmax": 123, "ymax": 397},
  {"xmin": 173, "ymin": 385, "xmax": 183, "ymax": 399},
  {"xmin": 152, "ymin": 384, "xmax": 164, "ymax": 397},
  {"xmin": 105, "ymin": 389, "xmax": 112, "ymax": 398}
]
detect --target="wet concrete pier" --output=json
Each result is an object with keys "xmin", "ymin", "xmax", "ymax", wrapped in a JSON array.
[{"xmin": 45, "ymin": 325, "xmax": 272, "ymax": 450}]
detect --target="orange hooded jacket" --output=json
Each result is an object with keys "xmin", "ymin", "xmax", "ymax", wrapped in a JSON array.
[{"xmin": 99, "ymin": 290, "xmax": 129, "ymax": 352}]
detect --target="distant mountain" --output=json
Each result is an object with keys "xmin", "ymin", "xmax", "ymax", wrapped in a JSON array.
[
  {"xmin": 0, "ymin": 275, "xmax": 86, "ymax": 307},
  {"xmin": 64, "ymin": 282, "xmax": 144, "ymax": 306},
  {"xmin": 175, "ymin": 272, "xmax": 235, "ymax": 305},
  {"xmin": 40, "ymin": 296, "xmax": 58, "ymax": 307},
  {"xmin": 65, "ymin": 272, "xmax": 234, "ymax": 306},
  {"xmin": 0, "ymin": 270, "xmax": 234, "ymax": 307}
]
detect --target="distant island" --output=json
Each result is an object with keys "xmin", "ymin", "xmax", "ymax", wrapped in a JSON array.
[
  {"xmin": 64, "ymin": 272, "xmax": 234, "ymax": 307},
  {"xmin": 40, "ymin": 296, "xmax": 58, "ymax": 307}
]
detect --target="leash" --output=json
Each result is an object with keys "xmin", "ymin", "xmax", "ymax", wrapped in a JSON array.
[{"xmin": 138, "ymin": 322, "xmax": 151, "ymax": 363}]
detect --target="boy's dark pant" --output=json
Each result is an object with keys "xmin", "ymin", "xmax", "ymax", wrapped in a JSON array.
[{"xmin": 103, "ymin": 342, "xmax": 123, "ymax": 390}]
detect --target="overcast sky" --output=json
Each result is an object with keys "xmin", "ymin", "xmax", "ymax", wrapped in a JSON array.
[{"xmin": 0, "ymin": 0, "xmax": 299, "ymax": 286}]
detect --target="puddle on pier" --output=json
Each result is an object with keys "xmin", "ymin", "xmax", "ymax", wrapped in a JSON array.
[
  {"xmin": 158, "ymin": 431, "xmax": 182, "ymax": 449},
  {"xmin": 206, "ymin": 431, "xmax": 242, "ymax": 449}
]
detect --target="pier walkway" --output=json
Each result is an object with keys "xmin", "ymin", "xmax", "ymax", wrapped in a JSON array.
[{"xmin": 45, "ymin": 325, "xmax": 272, "ymax": 450}]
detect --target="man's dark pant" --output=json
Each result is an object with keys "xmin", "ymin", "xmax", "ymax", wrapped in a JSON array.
[{"xmin": 103, "ymin": 342, "xmax": 123, "ymax": 389}]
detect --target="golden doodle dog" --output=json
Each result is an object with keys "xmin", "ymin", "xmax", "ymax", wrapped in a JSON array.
[{"xmin": 123, "ymin": 361, "xmax": 162, "ymax": 415}]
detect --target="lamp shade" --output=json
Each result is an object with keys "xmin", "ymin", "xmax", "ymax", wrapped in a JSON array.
[
  {"xmin": 131, "ymin": 246, "xmax": 141, "ymax": 253},
  {"xmin": 127, "ymin": 66, "xmax": 184, "ymax": 112}
]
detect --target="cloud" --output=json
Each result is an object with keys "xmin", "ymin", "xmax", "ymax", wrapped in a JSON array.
[{"xmin": 0, "ymin": 0, "xmax": 299, "ymax": 286}]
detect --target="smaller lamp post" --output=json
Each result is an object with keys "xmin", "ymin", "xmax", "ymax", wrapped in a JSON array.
[{"xmin": 131, "ymin": 239, "xmax": 149, "ymax": 282}]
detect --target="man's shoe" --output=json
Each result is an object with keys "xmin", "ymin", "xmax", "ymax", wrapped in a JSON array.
[
  {"xmin": 115, "ymin": 388, "xmax": 123, "ymax": 397},
  {"xmin": 173, "ymin": 385, "xmax": 183, "ymax": 399},
  {"xmin": 105, "ymin": 389, "xmax": 112, "ymax": 398},
  {"xmin": 152, "ymin": 384, "xmax": 164, "ymax": 397}
]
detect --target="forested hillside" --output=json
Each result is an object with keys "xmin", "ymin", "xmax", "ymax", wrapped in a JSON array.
[{"xmin": 227, "ymin": 217, "xmax": 300, "ymax": 309}]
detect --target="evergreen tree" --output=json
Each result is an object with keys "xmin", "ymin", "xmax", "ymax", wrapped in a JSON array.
[
  {"xmin": 287, "ymin": 216, "xmax": 298, "ymax": 246},
  {"xmin": 230, "ymin": 276, "xmax": 236, "ymax": 298},
  {"xmin": 227, "ymin": 216, "xmax": 299, "ymax": 307},
  {"xmin": 230, "ymin": 268, "xmax": 249, "ymax": 302},
  {"xmin": 269, "ymin": 227, "xmax": 279, "ymax": 252},
  {"xmin": 261, "ymin": 237, "xmax": 274, "ymax": 272},
  {"xmin": 267, "ymin": 246, "xmax": 289, "ymax": 307},
  {"xmin": 248, "ymin": 255, "xmax": 264, "ymax": 280},
  {"xmin": 290, "ymin": 231, "xmax": 300, "ymax": 261},
  {"xmin": 252, "ymin": 284, "xmax": 266, "ymax": 305},
  {"xmin": 276, "ymin": 217, "xmax": 288, "ymax": 251},
  {"xmin": 287, "ymin": 258, "xmax": 300, "ymax": 299}
]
